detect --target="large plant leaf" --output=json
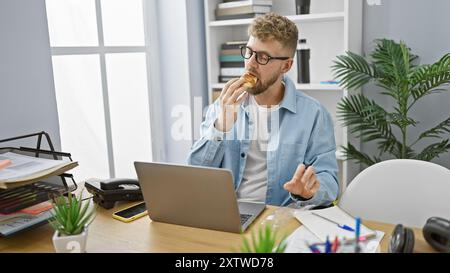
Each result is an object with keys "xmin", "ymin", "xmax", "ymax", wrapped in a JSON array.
[
  {"xmin": 338, "ymin": 94, "xmax": 394, "ymax": 143},
  {"xmin": 416, "ymin": 139, "xmax": 450, "ymax": 161},
  {"xmin": 332, "ymin": 51, "xmax": 377, "ymax": 90},
  {"xmin": 376, "ymin": 136, "xmax": 404, "ymax": 157},
  {"xmin": 416, "ymin": 117, "xmax": 450, "ymax": 141},
  {"xmin": 388, "ymin": 113, "xmax": 418, "ymax": 128},
  {"xmin": 409, "ymin": 53, "xmax": 450, "ymax": 105},
  {"xmin": 371, "ymin": 39, "xmax": 416, "ymax": 86},
  {"xmin": 342, "ymin": 143, "xmax": 381, "ymax": 167},
  {"xmin": 338, "ymin": 97, "xmax": 403, "ymax": 156}
]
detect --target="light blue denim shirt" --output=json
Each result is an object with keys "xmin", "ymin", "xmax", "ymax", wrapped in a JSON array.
[{"xmin": 187, "ymin": 76, "xmax": 339, "ymax": 207}]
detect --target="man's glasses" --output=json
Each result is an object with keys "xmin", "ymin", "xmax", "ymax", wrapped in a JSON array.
[{"xmin": 240, "ymin": 46, "xmax": 290, "ymax": 65}]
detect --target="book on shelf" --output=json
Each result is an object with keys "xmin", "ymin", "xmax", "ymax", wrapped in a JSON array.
[
  {"xmin": 0, "ymin": 152, "xmax": 78, "ymax": 189},
  {"xmin": 221, "ymin": 42, "xmax": 247, "ymax": 50},
  {"xmin": 216, "ymin": 4, "xmax": 271, "ymax": 17},
  {"xmin": 221, "ymin": 49, "xmax": 242, "ymax": 55},
  {"xmin": 215, "ymin": 12, "xmax": 266, "ymax": 21},
  {"xmin": 218, "ymin": 0, "xmax": 273, "ymax": 9},
  {"xmin": 220, "ymin": 61, "xmax": 245, "ymax": 68},
  {"xmin": 220, "ymin": 67, "xmax": 246, "ymax": 76},
  {"xmin": 219, "ymin": 55, "xmax": 245, "ymax": 62}
]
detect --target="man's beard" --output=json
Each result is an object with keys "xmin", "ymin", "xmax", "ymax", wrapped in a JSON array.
[{"xmin": 246, "ymin": 71, "xmax": 280, "ymax": 96}]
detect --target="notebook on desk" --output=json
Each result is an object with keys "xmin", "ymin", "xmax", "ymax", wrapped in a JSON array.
[{"xmin": 293, "ymin": 206, "xmax": 376, "ymax": 242}]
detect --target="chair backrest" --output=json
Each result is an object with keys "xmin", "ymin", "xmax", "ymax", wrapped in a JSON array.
[{"xmin": 339, "ymin": 159, "xmax": 450, "ymax": 228}]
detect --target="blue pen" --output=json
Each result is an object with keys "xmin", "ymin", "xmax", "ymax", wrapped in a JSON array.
[
  {"xmin": 355, "ymin": 217, "xmax": 361, "ymax": 240},
  {"xmin": 355, "ymin": 217, "xmax": 362, "ymax": 253},
  {"xmin": 311, "ymin": 212, "xmax": 355, "ymax": 232},
  {"xmin": 325, "ymin": 236, "xmax": 331, "ymax": 253},
  {"xmin": 308, "ymin": 244, "xmax": 321, "ymax": 253}
]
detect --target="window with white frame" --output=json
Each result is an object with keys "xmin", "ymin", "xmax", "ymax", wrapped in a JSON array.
[{"xmin": 45, "ymin": 0, "xmax": 153, "ymax": 181}]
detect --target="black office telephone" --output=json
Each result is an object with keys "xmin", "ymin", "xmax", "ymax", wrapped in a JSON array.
[{"xmin": 85, "ymin": 178, "xmax": 143, "ymax": 209}]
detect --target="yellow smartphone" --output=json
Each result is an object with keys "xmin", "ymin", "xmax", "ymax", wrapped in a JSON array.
[{"xmin": 112, "ymin": 202, "xmax": 148, "ymax": 223}]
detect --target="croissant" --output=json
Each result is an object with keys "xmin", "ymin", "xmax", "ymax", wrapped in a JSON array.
[{"xmin": 241, "ymin": 72, "xmax": 258, "ymax": 89}]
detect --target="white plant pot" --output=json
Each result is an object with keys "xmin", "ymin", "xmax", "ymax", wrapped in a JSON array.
[{"xmin": 52, "ymin": 227, "xmax": 88, "ymax": 253}]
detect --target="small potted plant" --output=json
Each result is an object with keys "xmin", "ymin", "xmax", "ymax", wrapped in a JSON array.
[
  {"xmin": 49, "ymin": 191, "xmax": 96, "ymax": 253},
  {"xmin": 238, "ymin": 224, "xmax": 288, "ymax": 253}
]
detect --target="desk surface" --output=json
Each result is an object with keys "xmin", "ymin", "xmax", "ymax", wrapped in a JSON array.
[{"xmin": 0, "ymin": 201, "xmax": 436, "ymax": 253}]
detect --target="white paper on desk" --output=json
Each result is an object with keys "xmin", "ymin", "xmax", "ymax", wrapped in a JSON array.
[
  {"xmin": 285, "ymin": 225, "xmax": 385, "ymax": 253},
  {"xmin": 293, "ymin": 206, "xmax": 376, "ymax": 242},
  {"xmin": 0, "ymin": 152, "xmax": 69, "ymax": 182},
  {"xmin": 285, "ymin": 225, "xmax": 322, "ymax": 253}
]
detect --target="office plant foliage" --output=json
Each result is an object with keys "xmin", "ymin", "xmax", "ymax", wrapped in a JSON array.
[{"xmin": 332, "ymin": 39, "xmax": 450, "ymax": 166}]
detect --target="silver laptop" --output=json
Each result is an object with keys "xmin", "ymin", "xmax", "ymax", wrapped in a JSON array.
[{"xmin": 134, "ymin": 161, "xmax": 266, "ymax": 233}]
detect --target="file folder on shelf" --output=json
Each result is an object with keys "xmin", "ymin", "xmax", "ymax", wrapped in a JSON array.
[{"xmin": 0, "ymin": 131, "xmax": 78, "ymax": 237}]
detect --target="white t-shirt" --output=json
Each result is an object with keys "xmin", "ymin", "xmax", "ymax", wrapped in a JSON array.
[{"xmin": 236, "ymin": 95, "xmax": 280, "ymax": 203}]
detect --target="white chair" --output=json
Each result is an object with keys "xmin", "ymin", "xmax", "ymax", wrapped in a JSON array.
[{"xmin": 339, "ymin": 159, "xmax": 450, "ymax": 228}]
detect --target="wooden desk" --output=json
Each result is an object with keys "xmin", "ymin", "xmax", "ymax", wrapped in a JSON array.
[{"xmin": 0, "ymin": 202, "xmax": 436, "ymax": 253}]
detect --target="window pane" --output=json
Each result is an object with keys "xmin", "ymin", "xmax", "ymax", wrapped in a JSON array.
[
  {"xmin": 101, "ymin": 0, "xmax": 145, "ymax": 46},
  {"xmin": 105, "ymin": 53, "xmax": 152, "ymax": 178},
  {"xmin": 45, "ymin": 0, "xmax": 99, "ymax": 47},
  {"xmin": 52, "ymin": 55, "xmax": 110, "ymax": 180}
]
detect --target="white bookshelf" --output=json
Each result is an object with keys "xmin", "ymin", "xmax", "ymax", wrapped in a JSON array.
[
  {"xmin": 204, "ymin": 0, "xmax": 363, "ymax": 190},
  {"xmin": 210, "ymin": 12, "xmax": 345, "ymax": 27},
  {"xmin": 212, "ymin": 82, "xmax": 343, "ymax": 91}
]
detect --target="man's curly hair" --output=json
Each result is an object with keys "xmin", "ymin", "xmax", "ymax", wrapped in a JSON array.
[{"xmin": 248, "ymin": 13, "xmax": 299, "ymax": 57}]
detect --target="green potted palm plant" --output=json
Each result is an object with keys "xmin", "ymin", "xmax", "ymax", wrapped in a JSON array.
[
  {"xmin": 49, "ymin": 191, "xmax": 96, "ymax": 253},
  {"xmin": 332, "ymin": 39, "xmax": 450, "ymax": 167}
]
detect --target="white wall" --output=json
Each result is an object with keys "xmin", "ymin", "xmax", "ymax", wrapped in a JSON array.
[
  {"xmin": 0, "ymin": 0, "xmax": 61, "ymax": 150},
  {"xmin": 360, "ymin": 0, "xmax": 450, "ymax": 168},
  {"xmin": 153, "ymin": 0, "xmax": 208, "ymax": 163}
]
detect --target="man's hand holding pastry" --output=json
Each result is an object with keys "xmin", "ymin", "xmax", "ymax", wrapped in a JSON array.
[{"xmin": 215, "ymin": 73, "xmax": 257, "ymax": 132}]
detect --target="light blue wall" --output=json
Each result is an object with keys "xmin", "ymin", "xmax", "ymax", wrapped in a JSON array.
[{"xmin": 360, "ymin": 0, "xmax": 450, "ymax": 168}]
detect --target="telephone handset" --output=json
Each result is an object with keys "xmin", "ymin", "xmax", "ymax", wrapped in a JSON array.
[
  {"xmin": 100, "ymin": 178, "xmax": 140, "ymax": 190},
  {"xmin": 85, "ymin": 178, "xmax": 143, "ymax": 209}
]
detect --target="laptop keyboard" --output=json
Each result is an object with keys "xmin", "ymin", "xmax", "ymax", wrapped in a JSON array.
[{"xmin": 240, "ymin": 213, "xmax": 252, "ymax": 225}]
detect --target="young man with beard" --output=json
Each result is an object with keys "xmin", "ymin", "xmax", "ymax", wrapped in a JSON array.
[{"xmin": 188, "ymin": 13, "xmax": 339, "ymax": 207}]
